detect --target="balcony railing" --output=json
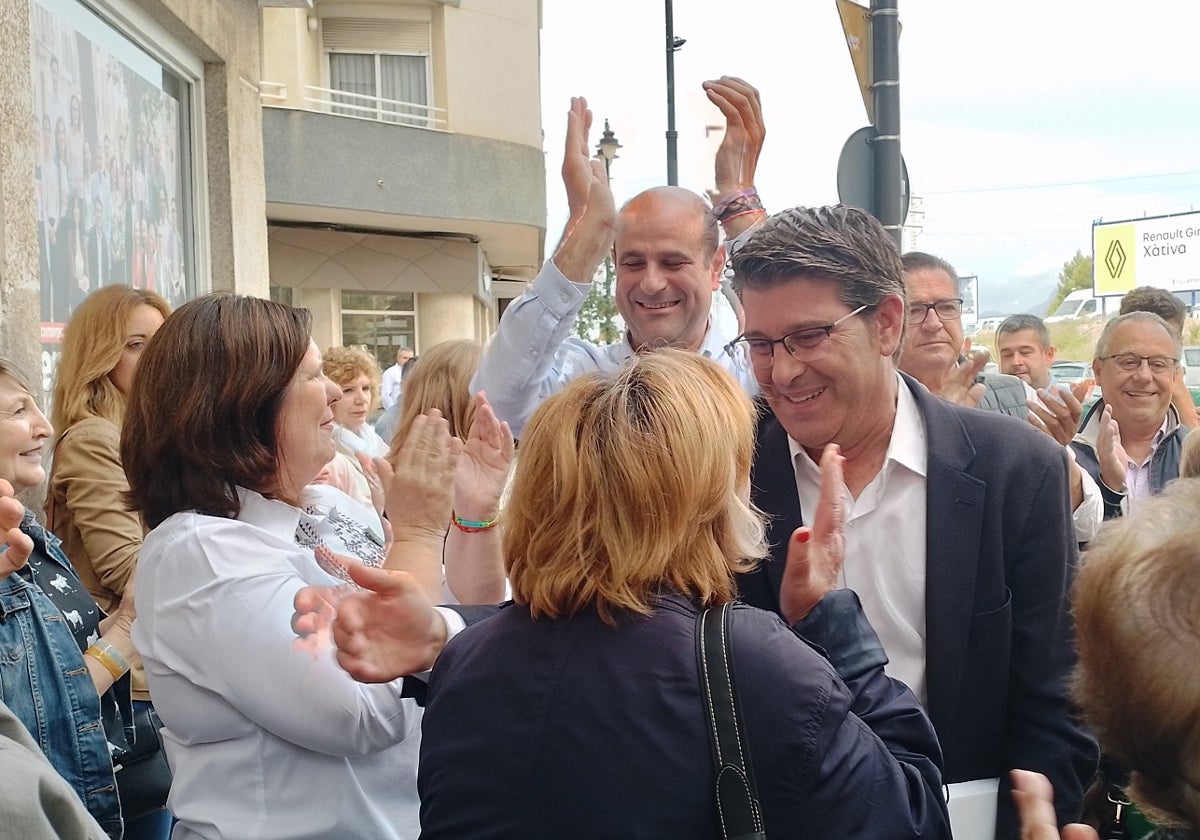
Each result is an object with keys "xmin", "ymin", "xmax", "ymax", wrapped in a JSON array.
[{"xmin": 259, "ymin": 81, "xmax": 446, "ymax": 131}]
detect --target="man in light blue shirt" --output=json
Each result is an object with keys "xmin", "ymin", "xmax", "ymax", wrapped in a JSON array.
[{"xmin": 472, "ymin": 78, "xmax": 764, "ymax": 437}]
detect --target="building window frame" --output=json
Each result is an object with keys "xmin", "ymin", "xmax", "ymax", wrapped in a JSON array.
[{"xmin": 326, "ymin": 50, "xmax": 433, "ymax": 127}]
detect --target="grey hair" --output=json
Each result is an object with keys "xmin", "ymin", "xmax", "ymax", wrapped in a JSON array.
[{"xmin": 1094, "ymin": 311, "xmax": 1182, "ymax": 359}]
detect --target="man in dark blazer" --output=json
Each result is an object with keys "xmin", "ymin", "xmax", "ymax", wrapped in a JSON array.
[{"xmin": 728, "ymin": 206, "xmax": 1097, "ymax": 839}]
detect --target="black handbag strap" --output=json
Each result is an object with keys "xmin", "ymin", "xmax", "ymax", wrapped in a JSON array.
[{"xmin": 697, "ymin": 602, "xmax": 767, "ymax": 840}]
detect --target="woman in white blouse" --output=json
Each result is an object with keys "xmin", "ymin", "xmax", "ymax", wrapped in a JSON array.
[{"xmin": 120, "ymin": 294, "xmax": 508, "ymax": 839}]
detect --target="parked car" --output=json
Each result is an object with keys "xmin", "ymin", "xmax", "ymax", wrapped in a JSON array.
[{"xmin": 1048, "ymin": 361, "xmax": 1101, "ymax": 410}]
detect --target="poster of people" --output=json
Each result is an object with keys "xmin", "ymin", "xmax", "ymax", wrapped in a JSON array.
[{"xmin": 30, "ymin": 0, "xmax": 193, "ymax": 343}]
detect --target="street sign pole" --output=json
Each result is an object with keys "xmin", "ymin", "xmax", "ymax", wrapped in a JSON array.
[{"xmin": 871, "ymin": 0, "xmax": 902, "ymax": 250}]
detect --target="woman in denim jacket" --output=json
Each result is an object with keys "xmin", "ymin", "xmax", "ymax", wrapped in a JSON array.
[{"xmin": 0, "ymin": 358, "xmax": 140, "ymax": 839}]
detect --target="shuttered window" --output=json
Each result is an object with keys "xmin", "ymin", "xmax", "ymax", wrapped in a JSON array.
[{"xmin": 323, "ymin": 19, "xmax": 432, "ymax": 126}]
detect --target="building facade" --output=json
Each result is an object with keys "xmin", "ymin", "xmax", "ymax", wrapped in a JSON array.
[
  {"xmin": 1, "ymin": 0, "xmax": 270, "ymax": 401},
  {"xmin": 261, "ymin": 0, "xmax": 546, "ymax": 363},
  {"xmin": 0, "ymin": 0, "xmax": 545, "ymax": 402}
]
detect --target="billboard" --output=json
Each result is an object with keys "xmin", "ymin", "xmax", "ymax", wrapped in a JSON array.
[
  {"xmin": 1093, "ymin": 210, "xmax": 1200, "ymax": 295},
  {"xmin": 959, "ymin": 274, "xmax": 979, "ymax": 329}
]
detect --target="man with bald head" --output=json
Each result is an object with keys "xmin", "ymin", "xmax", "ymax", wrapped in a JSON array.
[{"xmin": 472, "ymin": 79, "xmax": 764, "ymax": 437}]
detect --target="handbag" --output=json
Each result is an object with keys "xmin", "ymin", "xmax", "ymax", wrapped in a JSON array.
[
  {"xmin": 114, "ymin": 704, "xmax": 172, "ymax": 821},
  {"xmin": 696, "ymin": 602, "xmax": 767, "ymax": 840}
]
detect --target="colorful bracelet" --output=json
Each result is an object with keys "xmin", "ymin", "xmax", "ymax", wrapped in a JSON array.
[
  {"xmin": 85, "ymin": 640, "xmax": 131, "ymax": 680},
  {"xmin": 452, "ymin": 511, "xmax": 498, "ymax": 533}
]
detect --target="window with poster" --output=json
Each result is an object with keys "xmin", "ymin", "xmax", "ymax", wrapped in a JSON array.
[{"xmin": 29, "ymin": 0, "xmax": 203, "ymax": 396}]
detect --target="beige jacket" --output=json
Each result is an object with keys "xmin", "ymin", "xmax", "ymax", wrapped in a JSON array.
[{"xmin": 47, "ymin": 416, "xmax": 149, "ymax": 699}]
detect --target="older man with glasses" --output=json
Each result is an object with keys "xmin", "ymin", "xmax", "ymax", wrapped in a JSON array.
[
  {"xmin": 1071, "ymin": 311, "xmax": 1192, "ymax": 519},
  {"xmin": 730, "ymin": 207, "xmax": 1097, "ymax": 839},
  {"xmin": 897, "ymin": 252, "xmax": 1033, "ymax": 420}
]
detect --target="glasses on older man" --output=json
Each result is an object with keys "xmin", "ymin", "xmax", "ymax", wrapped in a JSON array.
[
  {"xmin": 726, "ymin": 304, "xmax": 872, "ymax": 365},
  {"xmin": 1097, "ymin": 353, "xmax": 1179, "ymax": 374},
  {"xmin": 906, "ymin": 298, "xmax": 963, "ymax": 324}
]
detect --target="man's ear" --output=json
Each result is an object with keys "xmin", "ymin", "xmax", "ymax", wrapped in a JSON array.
[
  {"xmin": 709, "ymin": 246, "xmax": 726, "ymax": 292},
  {"xmin": 874, "ymin": 294, "xmax": 906, "ymax": 357},
  {"xmin": 1046, "ymin": 345, "xmax": 1057, "ymax": 364}
]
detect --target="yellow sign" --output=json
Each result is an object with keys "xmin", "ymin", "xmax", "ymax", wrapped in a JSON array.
[
  {"xmin": 837, "ymin": 0, "xmax": 873, "ymax": 123},
  {"xmin": 1093, "ymin": 223, "xmax": 1137, "ymax": 294}
]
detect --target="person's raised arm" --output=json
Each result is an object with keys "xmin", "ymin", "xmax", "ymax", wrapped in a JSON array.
[
  {"xmin": 554, "ymin": 97, "xmax": 616, "ymax": 283},
  {"xmin": 469, "ymin": 97, "xmax": 617, "ymax": 439},
  {"xmin": 444, "ymin": 392, "xmax": 512, "ymax": 605},
  {"xmin": 704, "ymin": 76, "xmax": 766, "ymax": 240}
]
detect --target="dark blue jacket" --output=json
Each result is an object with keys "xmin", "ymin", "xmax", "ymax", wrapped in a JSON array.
[
  {"xmin": 419, "ymin": 591, "xmax": 950, "ymax": 839},
  {"xmin": 1070, "ymin": 399, "xmax": 1188, "ymax": 520}
]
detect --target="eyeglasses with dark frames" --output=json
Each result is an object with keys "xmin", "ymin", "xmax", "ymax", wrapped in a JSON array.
[
  {"xmin": 726, "ymin": 304, "xmax": 873, "ymax": 365},
  {"xmin": 907, "ymin": 298, "xmax": 963, "ymax": 324},
  {"xmin": 1097, "ymin": 353, "xmax": 1178, "ymax": 374}
]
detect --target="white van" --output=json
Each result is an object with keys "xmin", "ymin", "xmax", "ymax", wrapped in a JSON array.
[{"xmin": 1045, "ymin": 289, "xmax": 1113, "ymax": 323}]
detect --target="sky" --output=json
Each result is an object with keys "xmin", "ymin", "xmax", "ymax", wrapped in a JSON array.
[{"xmin": 538, "ymin": 1, "xmax": 1200, "ymax": 316}]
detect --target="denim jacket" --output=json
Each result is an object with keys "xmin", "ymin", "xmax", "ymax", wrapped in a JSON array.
[{"xmin": 0, "ymin": 509, "xmax": 123, "ymax": 838}]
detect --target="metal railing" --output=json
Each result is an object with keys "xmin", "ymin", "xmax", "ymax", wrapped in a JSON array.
[
  {"xmin": 258, "ymin": 81, "xmax": 446, "ymax": 131},
  {"xmin": 259, "ymin": 80, "xmax": 288, "ymax": 104}
]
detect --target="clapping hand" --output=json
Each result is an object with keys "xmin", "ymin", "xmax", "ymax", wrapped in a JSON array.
[
  {"xmin": 1096, "ymin": 404, "xmax": 1128, "ymax": 492},
  {"xmin": 1010, "ymin": 770, "xmax": 1099, "ymax": 840},
  {"xmin": 0, "ymin": 479, "xmax": 31, "ymax": 578},
  {"xmin": 554, "ymin": 97, "xmax": 616, "ymax": 283},
  {"xmin": 331, "ymin": 562, "xmax": 448, "ymax": 682},
  {"xmin": 939, "ymin": 341, "xmax": 988, "ymax": 409},
  {"xmin": 780, "ymin": 444, "xmax": 846, "ymax": 624},
  {"xmin": 1027, "ymin": 386, "xmax": 1084, "ymax": 447},
  {"xmin": 383, "ymin": 410, "xmax": 462, "ymax": 542},
  {"xmin": 452, "ymin": 392, "xmax": 514, "ymax": 526}
]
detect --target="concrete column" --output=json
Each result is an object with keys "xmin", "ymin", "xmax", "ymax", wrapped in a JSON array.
[
  {"xmin": 294, "ymin": 287, "xmax": 339, "ymax": 351},
  {"xmin": 417, "ymin": 292, "xmax": 477, "ymax": 349},
  {"xmin": 0, "ymin": 0, "xmax": 44, "ymax": 392}
]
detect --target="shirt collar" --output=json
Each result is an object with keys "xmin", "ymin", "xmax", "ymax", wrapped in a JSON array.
[
  {"xmin": 622, "ymin": 319, "xmax": 730, "ymax": 362},
  {"xmin": 236, "ymin": 486, "xmax": 304, "ymax": 540},
  {"xmin": 787, "ymin": 371, "xmax": 927, "ymax": 478}
]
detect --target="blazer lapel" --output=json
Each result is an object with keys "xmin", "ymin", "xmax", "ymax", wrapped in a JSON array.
[
  {"xmin": 748, "ymin": 400, "xmax": 804, "ymax": 612},
  {"xmin": 906, "ymin": 376, "xmax": 987, "ymax": 735}
]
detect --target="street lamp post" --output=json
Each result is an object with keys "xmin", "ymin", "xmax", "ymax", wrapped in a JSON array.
[
  {"xmin": 665, "ymin": 0, "xmax": 685, "ymax": 186},
  {"xmin": 595, "ymin": 118, "xmax": 622, "ymax": 180},
  {"xmin": 589, "ymin": 120, "xmax": 622, "ymax": 343}
]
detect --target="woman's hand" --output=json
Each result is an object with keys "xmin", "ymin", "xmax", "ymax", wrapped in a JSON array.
[
  {"xmin": 780, "ymin": 444, "xmax": 846, "ymax": 625},
  {"xmin": 1010, "ymin": 770, "xmax": 1099, "ymax": 840},
  {"xmin": 382, "ymin": 410, "xmax": 463, "ymax": 540},
  {"xmin": 332, "ymin": 563, "xmax": 448, "ymax": 682},
  {"xmin": 453, "ymin": 392, "xmax": 514, "ymax": 523},
  {"xmin": 0, "ymin": 480, "xmax": 32, "ymax": 577}
]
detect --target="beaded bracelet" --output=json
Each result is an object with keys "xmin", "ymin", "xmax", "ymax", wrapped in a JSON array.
[
  {"xmin": 85, "ymin": 640, "xmax": 131, "ymax": 680},
  {"xmin": 452, "ymin": 511, "xmax": 498, "ymax": 533}
]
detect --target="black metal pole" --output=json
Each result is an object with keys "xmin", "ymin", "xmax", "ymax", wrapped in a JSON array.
[
  {"xmin": 871, "ymin": 0, "xmax": 902, "ymax": 249},
  {"xmin": 665, "ymin": 0, "xmax": 678, "ymax": 186}
]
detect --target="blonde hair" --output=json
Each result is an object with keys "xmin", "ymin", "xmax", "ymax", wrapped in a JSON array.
[
  {"xmin": 389, "ymin": 340, "xmax": 480, "ymax": 453},
  {"xmin": 504, "ymin": 349, "xmax": 765, "ymax": 625},
  {"xmin": 1073, "ymin": 479, "xmax": 1200, "ymax": 831},
  {"xmin": 52, "ymin": 285, "xmax": 171, "ymax": 434},
  {"xmin": 322, "ymin": 345, "xmax": 382, "ymax": 411}
]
